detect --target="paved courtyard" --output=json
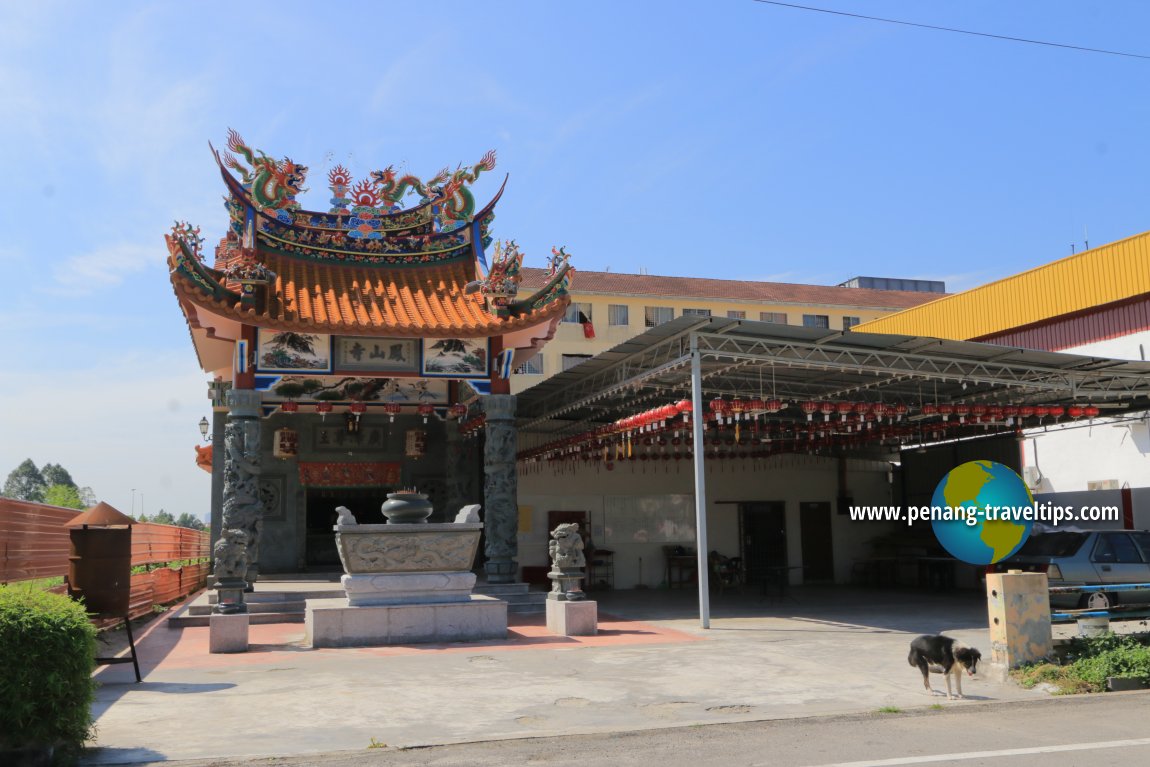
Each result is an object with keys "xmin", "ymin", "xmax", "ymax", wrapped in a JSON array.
[{"xmin": 84, "ymin": 585, "xmax": 1056, "ymax": 765}]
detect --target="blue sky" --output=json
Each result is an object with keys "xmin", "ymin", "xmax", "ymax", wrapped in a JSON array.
[{"xmin": 2, "ymin": 1, "xmax": 1149, "ymax": 520}]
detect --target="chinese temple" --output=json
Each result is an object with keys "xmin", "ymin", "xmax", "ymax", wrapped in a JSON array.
[{"xmin": 168, "ymin": 130, "xmax": 571, "ymax": 599}]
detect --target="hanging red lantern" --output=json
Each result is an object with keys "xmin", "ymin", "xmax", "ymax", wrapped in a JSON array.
[
  {"xmin": 316, "ymin": 401, "xmax": 333, "ymax": 420},
  {"xmin": 1018, "ymin": 405, "xmax": 1036, "ymax": 420},
  {"xmin": 986, "ymin": 405, "xmax": 1003, "ymax": 420},
  {"xmin": 1067, "ymin": 405, "xmax": 1084, "ymax": 419},
  {"xmin": 801, "ymin": 401, "xmax": 818, "ymax": 422},
  {"xmin": 819, "ymin": 401, "xmax": 836, "ymax": 422},
  {"xmin": 280, "ymin": 400, "xmax": 299, "ymax": 414},
  {"xmin": 894, "ymin": 403, "xmax": 909, "ymax": 421},
  {"xmin": 676, "ymin": 399, "xmax": 693, "ymax": 424},
  {"xmin": 1033, "ymin": 405, "xmax": 1050, "ymax": 419},
  {"xmin": 765, "ymin": 398, "xmax": 782, "ymax": 413},
  {"xmin": 1047, "ymin": 405, "xmax": 1064, "ymax": 419},
  {"xmin": 954, "ymin": 404, "xmax": 970, "ymax": 423},
  {"xmin": 970, "ymin": 404, "xmax": 987, "ymax": 419},
  {"xmin": 1083, "ymin": 405, "xmax": 1100, "ymax": 419},
  {"xmin": 449, "ymin": 403, "xmax": 468, "ymax": 419},
  {"xmin": 349, "ymin": 401, "xmax": 367, "ymax": 420},
  {"xmin": 730, "ymin": 399, "xmax": 747, "ymax": 421},
  {"xmin": 383, "ymin": 402, "xmax": 402, "ymax": 422},
  {"xmin": 921, "ymin": 403, "xmax": 937, "ymax": 417},
  {"xmin": 836, "ymin": 402, "xmax": 853, "ymax": 422},
  {"xmin": 937, "ymin": 403, "xmax": 953, "ymax": 421}
]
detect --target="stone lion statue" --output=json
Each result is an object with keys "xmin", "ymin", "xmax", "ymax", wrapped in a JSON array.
[
  {"xmin": 549, "ymin": 523, "xmax": 586, "ymax": 570},
  {"xmin": 213, "ymin": 527, "xmax": 250, "ymax": 581}
]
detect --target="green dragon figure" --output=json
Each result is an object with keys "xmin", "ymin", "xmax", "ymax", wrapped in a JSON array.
[
  {"xmin": 223, "ymin": 128, "xmax": 309, "ymax": 213},
  {"xmin": 434, "ymin": 150, "xmax": 497, "ymax": 226},
  {"xmin": 369, "ymin": 165, "xmax": 450, "ymax": 208}
]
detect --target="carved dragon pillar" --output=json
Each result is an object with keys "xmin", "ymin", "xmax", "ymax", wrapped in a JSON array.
[
  {"xmin": 213, "ymin": 389, "xmax": 264, "ymax": 614},
  {"xmin": 482, "ymin": 394, "xmax": 518, "ymax": 583}
]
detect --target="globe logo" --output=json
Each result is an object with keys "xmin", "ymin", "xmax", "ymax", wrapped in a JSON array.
[{"xmin": 931, "ymin": 460, "xmax": 1034, "ymax": 565}]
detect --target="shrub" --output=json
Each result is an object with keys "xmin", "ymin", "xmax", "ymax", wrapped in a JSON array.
[
  {"xmin": 0, "ymin": 586, "xmax": 97, "ymax": 759},
  {"xmin": 1068, "ymin": 634, "xmax": 1150, "ymax": 688},
  {"xmin": 1013, "ymin": 633, "xmax": 1150, "ymax": 694}
]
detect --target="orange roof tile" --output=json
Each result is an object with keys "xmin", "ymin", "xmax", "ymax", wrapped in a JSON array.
[
  {"xmin": 170, "ymin": 250, "xmax": 567, "ymax": 338},
  {"xmin": 520, "ymin": 268, "xmax": 938, "ymax": 309}
]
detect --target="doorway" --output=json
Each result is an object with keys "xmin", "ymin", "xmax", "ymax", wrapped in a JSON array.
[
  {"xmin": 799, "ymin": 501, "xmax": 835, "ymax": 582},
  {"xmin": 739, "ymin": 502, "xmax": 787, "ymax": 586},
  {"xmin": 305, "ymin": 488, "xmax": 385, "ymax": 568}
]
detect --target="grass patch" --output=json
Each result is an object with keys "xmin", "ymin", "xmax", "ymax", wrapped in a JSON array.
[
  {"xmin": 1012, "ymin": 633, "xmax": 1150, "ymax": 694},
  {"xmin": 929, "ymin": 703, "xmax": 944, "ymax": 710},
  {"xmin": 877, "ymin": 706, "xmax": 901, "ymax": 714},
  {"xmin": 1, "ymin": 576, "xmax": 65, "ymax": 592}
]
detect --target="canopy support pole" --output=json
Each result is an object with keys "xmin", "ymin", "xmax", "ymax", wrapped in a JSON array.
[{"xmin": 690, "ymin": 334, "xmax": 711, "ymax": 629}]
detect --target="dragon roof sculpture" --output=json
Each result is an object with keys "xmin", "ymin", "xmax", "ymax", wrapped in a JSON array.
[{"xmin": 169, "ymin": 130, "xmax": 572, "ymax": 345}]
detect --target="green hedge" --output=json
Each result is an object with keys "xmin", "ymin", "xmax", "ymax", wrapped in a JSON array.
[{"xmin": 0, "ymin": 586, "xmax": 97, "ymax": 757}]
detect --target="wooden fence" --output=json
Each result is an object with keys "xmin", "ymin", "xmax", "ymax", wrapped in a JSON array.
[{"xmin": 1, "ymin": 498, "xmax": 210, "ymax": 619}]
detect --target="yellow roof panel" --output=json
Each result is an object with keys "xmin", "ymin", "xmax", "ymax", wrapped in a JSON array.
[{"xmin": 854, "ymin": 229, "xmax": 1150, "ymax": 339}]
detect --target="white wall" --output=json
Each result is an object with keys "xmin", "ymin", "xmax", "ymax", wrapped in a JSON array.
[
  {"xmin": 1020, "ymin": 329, "xmax": 1150, "ymax": 496},
  {"xmin": 517, "ymin": 454, "xmax": 897, "ymax": 588}
]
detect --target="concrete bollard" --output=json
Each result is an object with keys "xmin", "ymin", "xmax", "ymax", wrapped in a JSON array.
[
  {"xmin": 985, "ymin": 570, "xmax": 1052, "ymax": 680},
  {"xmin": 209, "ymin": 612, "xmax": 250, "ymax": 653}
]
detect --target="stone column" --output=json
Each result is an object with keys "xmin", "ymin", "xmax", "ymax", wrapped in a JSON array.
[
  {"xmin": 444, "ymin": 419, "xmax": 468, "ymax": 524},
  {"xmin": 213, "ymin": 389, "xmax": 264, "ymax": 614},
  {"xmin": 482, "ymin": 394, "xmax": 518, "ymax": 583}
]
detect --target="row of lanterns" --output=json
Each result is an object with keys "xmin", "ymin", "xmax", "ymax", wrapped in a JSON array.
[
  {"xmin": 278, "ymin": 400, "xmax": 470, "ymax": 424},
  {"xmin": 517, "ymin": 397, "xmax": 1105, "ymax": 463}
]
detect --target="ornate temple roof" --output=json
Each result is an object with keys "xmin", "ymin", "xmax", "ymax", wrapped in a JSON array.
[
  {"xmin": 169, "ymin": 131, "xmax": 571, "ymax": 344},
  {"xmin": 169, "ymin": 238, "xmax": 570, "ymax": 337}
]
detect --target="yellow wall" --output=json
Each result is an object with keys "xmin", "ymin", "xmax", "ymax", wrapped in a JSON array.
[{"xmin": 512, "ymin": 291, "xmax": 911, "ymax": 393}]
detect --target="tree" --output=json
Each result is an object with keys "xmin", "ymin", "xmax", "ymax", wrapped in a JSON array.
[
  {"xmin": 40, "ymin": 463, "xmax": 77, "ymax": 489},
  {"xmin": 3, "ymin": 459, "xmax": 47, "ymax": 502},
  {"xmin": 175, "ymin": 512, "xmax": 206, "ymax": 531},
  {"xmin": 77, "ymin": 487, "xmax": 97, "ymax": 507},
  {"xmin": 43, "ymin": 484, "xmax": 85, "ymax": 510},
  {"xmin": 150, "ymin": 509, "xmax": 175, "ymax": 526}
]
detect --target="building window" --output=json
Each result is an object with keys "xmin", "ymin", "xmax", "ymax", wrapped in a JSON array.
[
  {"xmin": 644, "ymin": 306, "xmax": 674, "ymax": 327},
  {"xmin": 515, "ymin": 356, "xmax": 543, "ymax": 375},
  {"xmin": 563, "ymin": 302, "xmax": 592, "ymax": 324},
  {"xmin": 727, "ymin": 310, "xmax": 746, "ymax": 320},
  {"xmin": 760, "ymin": 312, "xmax": 787, "ymax": 324},
  {"xmin": 562, "ymin": 354, "xmax": 593, "ymax": 371},
  {"xmin": 843, "ymin": 316, "xmax": 861, "ymax": 330},
  {"xmin": 803, "ymin": 314, "xmax": 830, "ymax": 329},
  {"xmin": 682, "ymin": 308, "xmax": 712, "ymax": 317},
  {"xmin": 608, "ymin": 304, "xmax": 629, "ymax": 326}
]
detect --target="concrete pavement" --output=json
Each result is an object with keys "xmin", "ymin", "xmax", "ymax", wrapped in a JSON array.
[{"xmin": 84, "ymin": 586, "xmax": 1052, "ymax": 765}]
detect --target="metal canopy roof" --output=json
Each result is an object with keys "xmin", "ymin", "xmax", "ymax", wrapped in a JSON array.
[{"xmin": 517, "ymin": 316, "xmax": 1150, "ymax": 438}]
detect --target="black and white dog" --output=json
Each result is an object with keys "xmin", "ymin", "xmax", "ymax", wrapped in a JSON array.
[{"xmin": 908, "ymin": 634, "xmax": 981, "ymax": 700}]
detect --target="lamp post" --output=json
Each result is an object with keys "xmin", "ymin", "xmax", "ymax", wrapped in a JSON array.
[
  {"xmin": 130, "ymin": 488, "xmax": 137, "ymax": 519},
  {"xmin": 199, "ymin": 416, "xmax": 212, "ymax": 441}
]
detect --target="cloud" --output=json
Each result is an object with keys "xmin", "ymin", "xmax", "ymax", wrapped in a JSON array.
[{"xmin": 51, "ymin": 243, "xmax": 156, "ymax": 294}]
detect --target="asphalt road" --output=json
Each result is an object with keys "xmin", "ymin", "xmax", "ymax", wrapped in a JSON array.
[{"xmin": 123, "ymin": 691, "xmax": 1150, "ymax": 767}]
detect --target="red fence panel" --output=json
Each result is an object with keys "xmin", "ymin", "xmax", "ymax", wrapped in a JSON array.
[
  {"xmin": 3, "ymin": 500, "xmax": 211, "ymax": 616},
  {"xmin": 0, "ymin": 498, "xmax": 76, "ymax": 582}
]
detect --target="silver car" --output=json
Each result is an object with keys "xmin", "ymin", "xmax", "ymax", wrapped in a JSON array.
[{"xmin": 992, "ymin": 530, "xmax": 1150, "ymax": 609}]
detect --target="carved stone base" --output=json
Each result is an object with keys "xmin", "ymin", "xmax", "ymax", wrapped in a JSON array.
[
  {"xmin": 213, "ymin": 579, "xmax": 249, "ymax": 614},
  {"xmin": 547, "ymin": 569, "xmax": 586, "ymax": 601},
  {"xmin": 305, "ymin": 595, "xmax": 507, "ymax": 647},
  {"xmin": 485, "ymin": 559, "xmax": 518, "ymax": 584},
  {"xmin": 341, "ymin": 571, "xmax": 477, "ymax": 606}
]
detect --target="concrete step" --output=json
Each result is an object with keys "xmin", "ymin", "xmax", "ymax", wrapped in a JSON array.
[
  {"xmin": 474, "ymin": 583, "xmax": 547, "ymax": 614},
  {"xmin": 190, "ymin": 600, "xmax": 309, "ymax": 616},
  {"xmin": 207, "ymin": 590, "xmax": 343, "ymax": 604},
  {"xmin": 168, "ymin": 611, "xmax": 306, "ymax": 628}
]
